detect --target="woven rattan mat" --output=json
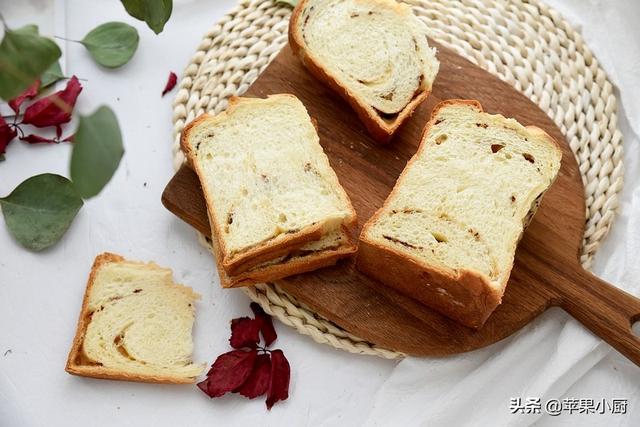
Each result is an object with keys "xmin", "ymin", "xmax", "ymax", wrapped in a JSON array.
[{"xmin": 171, "ymin": 0, "xmax": 624, "ymax": 359}]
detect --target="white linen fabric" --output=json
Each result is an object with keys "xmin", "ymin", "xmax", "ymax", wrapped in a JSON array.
[{"xmin": 0, "ymin": 1, "xmax": 638, "ymax": 426}]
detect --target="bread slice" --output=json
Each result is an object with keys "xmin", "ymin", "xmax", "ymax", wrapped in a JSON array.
[
  {"xmin": 65, "ymin": 253, "xmax": 205, "ymax": 384},
  {"xmin": 289, "ymin": 0, "xmax": 440, "ymax": 142},
  {"xmin": 357, "ymin": 100, "xmax": 562, "ymax": 328},
  {"xmin": 181, "ymin": 94, "xmax": 357, "ymax": 285},
  {"xmin": 214, "ymin": 227, "xmax": 356, "ymax": 287}
]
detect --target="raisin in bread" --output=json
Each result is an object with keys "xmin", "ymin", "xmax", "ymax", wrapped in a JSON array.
[
  {"xmin": 289, "ymin": 0, "xmax": 440, "ymax": 142},
  {"xmin": 181, "ymin": 94, "xmax": 357, "ymax": 287},
  {"xmin": 66, "ymin": 253, "xmax": 205, "ymax": 383},
  {"xmin": 357, "ymin": 100, "xmax": 562, "ymax": 328}
]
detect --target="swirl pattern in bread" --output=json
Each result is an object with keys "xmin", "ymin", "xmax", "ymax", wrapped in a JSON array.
[
  {"xmin": 290, "ymin": 0, "xmax": 440, "ymax": 142},
  {"xmin": 65, "ymin": 253, "xmax": 204, "ymax": 383}
]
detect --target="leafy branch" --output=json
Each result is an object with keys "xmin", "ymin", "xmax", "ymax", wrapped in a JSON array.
[
  {"xmin": 1, "ymin": 0, "xmax": 177, "ymax": 251},
  {"xmin": 0, "ymin": 78, "xmax": 124, "ymax": 250},
  {"xmin": 0, "ymin": 19, "xmax": 135, "ymax": 250}
]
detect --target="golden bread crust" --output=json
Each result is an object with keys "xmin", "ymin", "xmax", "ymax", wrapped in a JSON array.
[
  {"xmin": 289, "ymin": 0, "xmax": 432, "ymax": 143},
  {"xmin": 210, "ymin": 227, "xmax": 358, "ymax": 288},
  {"xmin": 65, "ymin": 253, "xmax": 200, "ymax": 384},
  {"xmin": 181, "ymin": 95, "xmax": 358, "ymax": 280},
  {"xmin": 357, "ymin": 99, "xmax": 561, "ymax": 328}
]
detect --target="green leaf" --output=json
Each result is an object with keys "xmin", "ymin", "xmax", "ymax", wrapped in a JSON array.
[
  {"xmin": 70, "ymin": 106, "xmax": 124, "ymax": 198},
  {"xmin": 0, "ymin": 174, "xmax": 83, "ymax": 251},
  {"xmin": 40, "ymin": 61, "xmax": 64, "ymax": 89},
  {"xmin": 275, "ymin": 0, "xmax": 298, "ymax": 7},
  {"xmin": 0, "ymin": 24, "xmax": 61, "ymax": 100},
  {"xmin": 81, "ymin": 22, "xmax": 139, "ymax": 68},
  {"xmin": 16, "ymin": 24, "xmax": 39, "ymax": 35},
  {"xmin": 121, "ymin": 0, "xmax": 173, "ymax": 34}
]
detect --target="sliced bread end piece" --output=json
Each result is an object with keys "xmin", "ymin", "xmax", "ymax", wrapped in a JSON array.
[
  {"xmin": 181, "ymin": 94, "xmax": 357, "ymax": 276},
  {"xmin": 357, "ymin": 100, "xmax": 562, "ymax": 328},
  {"xmin": 289, "ymin": 0, "xmax": 440, "ymax": 143},
  {"xmin": 212, "ymin": 228, "xmax": 357, "ymax": 288},
  {"xmin": 65, "ymin": 253, "xmax": 205, "ymax": 384}
]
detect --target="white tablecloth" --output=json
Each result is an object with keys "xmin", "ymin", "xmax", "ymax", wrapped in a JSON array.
[{"xmin": 1, "ymin": 1, "xmax": 638, "ymax": 426}]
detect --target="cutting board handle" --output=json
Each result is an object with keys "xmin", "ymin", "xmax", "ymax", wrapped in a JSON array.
[{"xmin": 557, "ymin": 268, "xmax": 640, "ymax": 365}]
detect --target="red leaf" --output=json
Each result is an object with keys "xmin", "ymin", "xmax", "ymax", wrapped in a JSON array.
[
  {"xmin": 197, "ymin": 349, "xmax": 257, "ymax": 398},
  {"xmin": 235, "ymin": 353, "xmax": 272, "ymax": 399},
  {"xmin": 8, "ymin": 80, "xmax": 41, "ymax": 114},
  {"xmin": 22, "ymin": 76, "xmax": 82, "ymax": 128},
  {"xmin": 229, "ymin": 317, "xmax": 261, "ymax": 349},
  {"xmin": 0, "ymin": 116, "xmax": 17, "ymax": 154},
  {"xmin": 161, "ymin": 72, "xmax": 177, "ymax": 97},
  {"xmin": 251, "ymin": 302, "xmax": 277, "ymax": 346},
  {"xmin": 20, "ymin": 134, "xmax": 58, "ymax": 144},
  {"xmin": 266, "ymin": 349, "xmax": 290, "ymax": 409}
]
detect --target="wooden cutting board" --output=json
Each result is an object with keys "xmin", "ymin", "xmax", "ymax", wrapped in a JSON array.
[{"xmin": 163, "ymin": 42, "xmax": 640, "ymax": 365}]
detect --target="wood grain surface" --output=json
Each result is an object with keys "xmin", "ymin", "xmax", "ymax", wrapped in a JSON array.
[{"xmin": 162, "ymin": 42, "xmax": 640, "ymax": 364}]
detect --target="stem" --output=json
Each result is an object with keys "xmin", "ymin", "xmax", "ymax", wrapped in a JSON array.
[
  {"xmin": 54, "ymin": 35, "xmax": 82, "ymax": 44},
  {"xmin": 13, "ymin": 124, "xmax": 24, "ymax": 139},
  {"xmin": 0, "ymin": 13, "xmax": 8, "ymax": 30},
  {"xmin": 256, "ymin": 345, "xmax": 271, "ymax": 354}
]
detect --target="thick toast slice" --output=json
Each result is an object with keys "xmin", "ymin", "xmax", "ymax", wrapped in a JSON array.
[
  {"xmin": 357, "ymin": 100, "xmax": 562, "ymax": 328},
  {"xmin": 66, "ymin": 253, "xmax": 204, "ymax": 383},
  {"xmin": 181, "ymin": 94, "xmax": 357, "ymax": 280},
  {"xmin": 289, "ymin": 0, "xmax": 440, "ymax": 142}
]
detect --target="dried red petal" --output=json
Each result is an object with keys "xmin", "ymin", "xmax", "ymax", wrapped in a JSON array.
[
  {"xmin": 251, "ymin": 302, "xmax": 277, "ymax": 346},
  {"xmin": 161, "ymin": 72, "xmax": 177, "ymax": 97},
  {"xmin": 229, "ymin": 317, "xmax": 261, "ymax": 349},
  {"xmin": 196, "ymin": 378, "xmax": 210, "ymax": 395},
  {"xmin": 0, "ymin": 116, "xmax": 17, "ymax": 154},
  {"xmin": 20, "ymin": 134, "xmax": 58, "ymax": 144},
  {"xmin": 235, "ymin": 353, "xmax": 272, "ymax": 399},
  {"xmin": 266, "ymin": 349, "xmax": 290, "ymax": 409},
  {"xmin": 8, "ymin": 80, "xmax": 41, "ymax": 114},
  {"xmin": 22, "ymin": 76, "xmax": 82, "ymax": 128},
  {"xmin": 197, "ymin": 349, "xmax": 257, "ymax": 398}
]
